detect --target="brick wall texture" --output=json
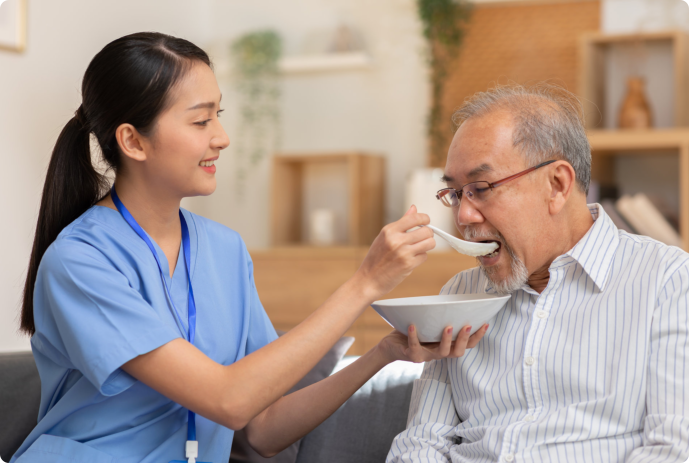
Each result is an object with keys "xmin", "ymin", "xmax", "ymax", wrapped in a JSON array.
[{"xmin": 432, "ymin": 0, "xmax": 600, "ymax": 166}]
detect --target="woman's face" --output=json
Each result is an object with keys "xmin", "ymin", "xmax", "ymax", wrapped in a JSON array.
[{"xmin": 132, "ymin": 61, "xmax": 230, "ymax": 199}]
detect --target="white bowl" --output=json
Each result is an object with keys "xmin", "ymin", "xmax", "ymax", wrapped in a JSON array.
[{"xmin": 371, "ymin": 293, "xmax": 511, "ymax": 343}]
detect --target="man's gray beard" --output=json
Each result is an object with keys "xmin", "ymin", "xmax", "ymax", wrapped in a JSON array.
[{"xmin": 463, "ymin": 227, "xmax": 529, "ymax": 295}]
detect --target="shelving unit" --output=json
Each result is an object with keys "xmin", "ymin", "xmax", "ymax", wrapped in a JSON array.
[
  {"xmin": 579, "ymin": 31, "xmax": 689, "ymax": 129},
  {"xmin": 272, "ymin": 153, "xmax": 385, "ymax": 247},
  {"xmin": 587, "ymin": 128, "xmax": 689, "ymax": 250}
]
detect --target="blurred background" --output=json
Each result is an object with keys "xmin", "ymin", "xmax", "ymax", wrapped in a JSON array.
[{"xmin": 2, "ymin": 0, "xmax": 689, "ymax": 354}]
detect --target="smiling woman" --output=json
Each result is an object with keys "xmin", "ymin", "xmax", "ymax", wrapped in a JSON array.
[{"xmin": 12, "ymin": 32, "xmax": 486, "ymax": 463}]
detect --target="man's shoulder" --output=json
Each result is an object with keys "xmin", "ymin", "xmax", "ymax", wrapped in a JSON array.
[
  {"xmin": 441, "ymin": 266, "xmax": 486, "ymax": 295},
  {"xmin": 616, "ymin": 230, "xmax": 689, "ymax": 281}
]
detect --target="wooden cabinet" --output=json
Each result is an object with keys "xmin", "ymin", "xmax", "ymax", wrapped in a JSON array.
[
  {"xmin": 272, "ymin": 153, "xmax": 385, "ymax": 246},
  {"xmin": 579, "ymin": 31, "xmax": 689, "ymax": 130},
  {"xmin": 250, "ymin": 247, "xmax": 478, "ymax": 355},
  {"xmin": 588, "ymin": 128, "xmax": 689, "ymax": 251}
]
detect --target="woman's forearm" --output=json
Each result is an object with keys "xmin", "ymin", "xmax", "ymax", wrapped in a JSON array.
[
  {"xmin": 124, "ymin": 273, "xmax": 375, "ymax": 430},
  {"xmin": 244, "ymin": 346, "xmax": 392, "ymax": 457},
  {"xmin": 122, "ymin": 210, "xmax": 434, "ymax": 430}
]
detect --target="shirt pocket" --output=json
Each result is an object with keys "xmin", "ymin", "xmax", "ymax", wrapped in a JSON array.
[{"xmin": 15, "ymin": 434, "xmax": 114, "ymax": 463}]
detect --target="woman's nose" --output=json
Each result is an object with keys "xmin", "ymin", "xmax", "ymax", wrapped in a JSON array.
[{"xmin": 213, "ymin": 125, "xmax": 230, "ymax": 151}]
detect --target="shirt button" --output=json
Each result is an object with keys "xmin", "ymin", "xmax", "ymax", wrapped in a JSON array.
[
  {"xmin": 524, "ymin": 415, "xmax": 536, "ymax": 422},
  {"xmin": 536, "ymin": 310, "xmax": 547, "ymax": 319},
  {"xmin": 504, "ymin": 454, "xmax": 515, "ymax": 462},
  {"xmin": 525, "ymin": 356, "xmax": 535, "ymax": 366}
]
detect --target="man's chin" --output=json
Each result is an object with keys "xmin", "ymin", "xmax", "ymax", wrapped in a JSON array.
[{"xmin": 478, "ymin": 255, "xmax": 529, "ymax": 295}]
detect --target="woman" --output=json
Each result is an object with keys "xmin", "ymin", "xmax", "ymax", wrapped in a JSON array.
[{"xmin": 13, "ymin": 32, "xmax": 488, "ymax": 463}]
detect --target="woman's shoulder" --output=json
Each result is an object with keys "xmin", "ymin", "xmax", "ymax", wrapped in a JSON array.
[
  {"xmin": 43, "ymin": 206, "xmax": 145, "ymax": 269},
  {"xmin": 181, "ymin": 209, "xmax": 246, "ymax": 250}
]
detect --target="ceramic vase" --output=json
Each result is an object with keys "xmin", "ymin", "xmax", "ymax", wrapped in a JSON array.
[{"xmin": 618, "ymin": 77, "xmax": 653, "ymax": 129}]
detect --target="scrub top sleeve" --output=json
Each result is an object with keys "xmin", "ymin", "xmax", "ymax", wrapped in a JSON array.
[
  {"xmin": 243, "ymin": 246, "xmax": 278, "ymax": 355},
  {"xmin": 36, "ymin": 241, "xmax": 181, "ymax": 396}
]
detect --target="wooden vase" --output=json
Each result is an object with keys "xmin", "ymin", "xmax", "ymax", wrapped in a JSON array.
[{"xmin": 618, "ymin": 77, "xmax": 653, "ymax": 129}]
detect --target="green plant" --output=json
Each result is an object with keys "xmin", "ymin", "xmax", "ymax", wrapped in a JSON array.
[
  {"xmin": 231, "ymin": 30, "xmax": 282, "ymax": 194},
  {"xmin": 417, "ymin": 0, "xmax": 472, "ymax": 167}
]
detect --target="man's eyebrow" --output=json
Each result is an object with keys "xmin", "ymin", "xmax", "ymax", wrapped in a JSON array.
[
  {"xmin": 467, "ymin": 163, "xmax": 493, "ymax": 178},
  {"xmin": 441, "ymin": 163, "xmax": 494, "ymax": 184},
  {"xmin": 187, "ymin": 94, "xmax": 223, "ymax": 111}
]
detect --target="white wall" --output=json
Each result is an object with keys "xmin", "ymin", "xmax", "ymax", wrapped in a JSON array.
[
  {"xmin": 0, "ymin": 0, "xmax": 213, "ymax": 352},
  {"xmin": 602, "ymin": 0, "xmax": 689, "ymax": 33},
  {"xmin": 183, "ymin": 0, "xmax": 430, "ymax": 248}
]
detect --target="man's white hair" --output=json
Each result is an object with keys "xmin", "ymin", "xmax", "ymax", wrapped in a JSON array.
[{"xmin": 452, "ymin": 83, "xmax": 592, "ymax": 194}]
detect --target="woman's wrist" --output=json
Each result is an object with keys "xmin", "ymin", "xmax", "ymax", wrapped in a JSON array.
[{"xmin": 346, "ymin": 270, "xmax": 383, "ymax": 306}]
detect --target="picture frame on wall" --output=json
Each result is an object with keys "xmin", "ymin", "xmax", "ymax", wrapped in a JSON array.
[{"xmin": 0, "ymin": 0, "xmax": 27, "ymax": 52}]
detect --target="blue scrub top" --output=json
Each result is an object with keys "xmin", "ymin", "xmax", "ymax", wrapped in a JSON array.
[{"xmin": 11, "ymin": 206, "xmax": 278, "ymax": 463}]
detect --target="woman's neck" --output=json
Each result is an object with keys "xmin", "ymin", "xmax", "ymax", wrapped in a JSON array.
[{"xmin": 98, "ymin": 177, "xmax": 182, "ymax": 244}]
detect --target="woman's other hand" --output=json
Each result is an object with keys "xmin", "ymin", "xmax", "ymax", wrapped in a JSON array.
[
  {"xmin": 376, "ymin": 324, "xmax": 490, "ymax": 364},
  {"xmin": 354, "ymin": 205, "xmax": 435, "ymax": 302}
]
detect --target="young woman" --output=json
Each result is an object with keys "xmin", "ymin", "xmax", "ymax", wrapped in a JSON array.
[{"xmin": 13, "ymin": 32, "xmax": 488, "ymax": 463}]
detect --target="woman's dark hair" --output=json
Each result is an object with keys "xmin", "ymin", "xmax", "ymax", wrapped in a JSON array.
[{"xmin": 20, "ymin": 32, "xmax": 211, "ymax": 335}]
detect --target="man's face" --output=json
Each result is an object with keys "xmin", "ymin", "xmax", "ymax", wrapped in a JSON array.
[{"xmin": 444, "ymin": 111, "xmax": 553, "ymax": 293}]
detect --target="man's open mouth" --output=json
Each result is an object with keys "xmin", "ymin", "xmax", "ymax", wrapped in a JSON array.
[{"xmin": 479, "ymin": 240, "xmax": 502, "ymax": 259}]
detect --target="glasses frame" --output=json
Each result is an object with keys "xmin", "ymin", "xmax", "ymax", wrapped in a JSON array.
[{"xmin": 436, "ymin": 160, "xmax": 557, "ymax": 208}]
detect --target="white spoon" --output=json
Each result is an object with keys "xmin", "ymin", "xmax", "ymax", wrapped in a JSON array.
[{"xmin": 424, "ymin": 224, "xmax": 499, "ymax": 257}]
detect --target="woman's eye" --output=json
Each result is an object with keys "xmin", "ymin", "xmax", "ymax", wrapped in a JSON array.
[
  {"xmin": 217, "ymin": 109, "xmax": 225, "ymax": 117},
  {"xmin": 195, "ymin": 119, "xmax": 211, "ymax": 126}
]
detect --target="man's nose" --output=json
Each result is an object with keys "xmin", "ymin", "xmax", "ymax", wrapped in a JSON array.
[{"xmin": 456, "ymin": 199, "xmax": 485, "ymax": 227}]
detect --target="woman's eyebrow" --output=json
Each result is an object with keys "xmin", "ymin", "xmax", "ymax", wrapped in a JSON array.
[{"xmin": 186, "ymin": 94, "xmax": 223, "ymax": 111}]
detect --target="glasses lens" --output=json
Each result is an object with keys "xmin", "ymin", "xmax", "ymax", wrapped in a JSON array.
[
  {"xmin": 463, "ymin": 182, "xmax": 492, "ymax": 202},
  {"xmin": 437, "ymin": 189, "xmax": 459, "ymax": 208}
]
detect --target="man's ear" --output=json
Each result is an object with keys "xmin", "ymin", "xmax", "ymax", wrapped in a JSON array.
[
  {"xmin": 548, "ymin": 161, "xmax": 577, "ymax": 215},
  {"xmin": 115, "ymin": 123, "xmax": 147, "ymax": 162}
]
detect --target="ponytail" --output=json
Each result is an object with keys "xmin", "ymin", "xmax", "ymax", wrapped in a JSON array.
[
  {"xmin": 20, "ymin": 107, "xmax": 107, "ymax": 335},
  {"xmin": 20, "ymin": 32, "xmax": 211, "ymax": 336}
]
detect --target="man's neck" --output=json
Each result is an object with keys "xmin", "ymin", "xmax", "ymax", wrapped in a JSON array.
[{"xmin": 527, "ymin": 203, "xmax": 595, "ymax": 293}]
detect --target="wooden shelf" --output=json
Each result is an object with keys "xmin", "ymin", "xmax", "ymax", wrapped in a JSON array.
[
  {"xmin": 588, "ymin": 128, "xmax": 689, "ymax": 152},
  {"xmin": 272, "ymin": 153, "xmax": 385, "ymax": 247},
  {"xmin": 579, "ymin": 31, "xmax": 689, "ymax": 129},
  {"xmin": 279, "ymin": 52, "xmax": 371, "ymax": 74},
  {"xmin": 587, "ymin": 129, "xmax": 689, "ymax": 250},
  {"xmin": 251, "ymin": 247, "xmax": 477, "ymax": 355}
]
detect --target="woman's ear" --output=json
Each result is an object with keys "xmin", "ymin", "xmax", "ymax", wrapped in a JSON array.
[
  {"xmin": 115, "ymin": 123, "xmax": 147, "ymax": 162},
  {"xmin": 548, "ymin": 161, "xmax": 577, "ymax": 215}
]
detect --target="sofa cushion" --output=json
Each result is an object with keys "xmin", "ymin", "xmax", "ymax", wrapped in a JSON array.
[
  {"xmin": 0, "ymin": 351, "xmax": 41, "ymax": 462},
  {"xmin": 230, "ymin": 334, "xmax": 355, "ymax": 463},
  {"xmin": 295, "ymin": 360, "xmax": 424, "ymax": 463}
]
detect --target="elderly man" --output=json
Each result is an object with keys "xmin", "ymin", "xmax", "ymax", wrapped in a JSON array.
[{"xmin": 387, "ymin": 84, "xmax": 689, "ymax": 462}]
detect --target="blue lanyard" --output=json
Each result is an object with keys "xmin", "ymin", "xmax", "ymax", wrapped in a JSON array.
[{"xmin": 110, "ymin": 187, "xmax": 199, "ymax": 446}]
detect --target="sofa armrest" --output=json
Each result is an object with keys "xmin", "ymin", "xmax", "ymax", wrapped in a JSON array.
[
  {"xmin": 295, "ymin": 359, "xmax": 423, "ymax": 463},
  {"xmin": 0, "ymin": 351, "xmax": 41, "ymax": 462}
]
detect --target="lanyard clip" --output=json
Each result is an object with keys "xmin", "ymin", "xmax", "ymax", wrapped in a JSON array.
[{"xmin": 186, "ymin": 440, "xmax": 198, "ymax": 463}]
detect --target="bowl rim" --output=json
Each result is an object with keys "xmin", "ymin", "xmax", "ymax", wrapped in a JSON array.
[{"xmin": 372, "ymin": 293, "xmax": 511, "ymax": 307}]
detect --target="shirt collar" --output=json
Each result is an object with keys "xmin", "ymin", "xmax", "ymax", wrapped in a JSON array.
[
  {"xmin": 551, "ymin": 203, "xmax": 620, "ymax": 292},
  {"xmin": 483, "ymin": 203, "xmax": 620, "ymax": 294}
]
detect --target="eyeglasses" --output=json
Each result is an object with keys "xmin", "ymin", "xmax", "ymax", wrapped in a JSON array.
[{"xmin": 436, "ymin": 160, "xmax": 557, "ymax": 208}]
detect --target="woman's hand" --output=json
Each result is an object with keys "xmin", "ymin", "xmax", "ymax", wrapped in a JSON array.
[
  {"xmin": 353, "ymin": 205, "xmax": 435, "ymax": 302},
  {"xmin": 375, "ymin": 324, "xmax": 490, "ymax": 364}
]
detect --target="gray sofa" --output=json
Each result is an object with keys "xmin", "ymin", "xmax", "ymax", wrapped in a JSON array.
[{"xmin": 0, "ymin": 352, "xmax": 422, "ymax": 463}]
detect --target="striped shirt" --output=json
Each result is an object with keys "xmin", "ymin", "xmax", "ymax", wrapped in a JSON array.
[{"xmin": 387, "ymin": 204, "xmax": 689, "ymax": 463}]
